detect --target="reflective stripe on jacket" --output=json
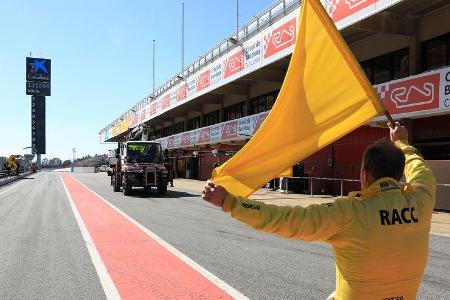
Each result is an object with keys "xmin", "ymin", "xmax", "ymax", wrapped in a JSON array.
[{"xmin": 222, "ymin": 140, "xmax": 436, "ymax": 300}]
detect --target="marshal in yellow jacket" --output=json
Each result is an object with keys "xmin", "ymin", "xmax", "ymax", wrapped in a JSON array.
[{"xmin": 222, "ymin": 140, "xmax": 435, "ymax": 300}]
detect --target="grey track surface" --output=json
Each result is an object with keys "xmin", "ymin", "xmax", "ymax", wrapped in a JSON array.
[
  {"xmin": 0, "ymin": 172, "xmax": 105, "ymax": 300},
  {"xmin": 73, "ymin": 172, "xmax": 450, "ymax": 300}
]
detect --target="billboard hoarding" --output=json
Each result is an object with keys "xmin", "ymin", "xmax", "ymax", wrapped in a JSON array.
[{"xmin": 26, "ymin": 57, "xmax": 51, "ymax": 96}]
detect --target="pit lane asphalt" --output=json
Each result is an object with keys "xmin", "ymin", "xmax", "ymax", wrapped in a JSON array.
[
  {"xmin": 72, "ymin": 172, "xmax": 450, "ymax": 300},
  {"xmin": 0, "ymin": 171, "xmax": 105, "ymax": 299},
  {"xmin": 0, "ymin": 171, "xmax": 449, "ymax": 299}
]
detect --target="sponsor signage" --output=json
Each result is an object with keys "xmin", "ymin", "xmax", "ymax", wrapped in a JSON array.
[
  {"xmin": 196, "ymin": 69, "xmax": 211, "ymax": 92},
  {"xmin": 168, "ymin": 136, "xmax": 174, "ymax": 148},
  {"xmin": 181, "ymin": 133, "xmax": 191, "ymax": 146},
  {"xmin": 326, "ymin": 0, "xmax": 377, "ymax": 23},
  {"xmin": 31, "ymin": 96, "xmax": 46, "ymax": 154},
  {"xmin": 252, "ymin": 111, "xmax": 270, "ymax": 133},
  {"xmin": 377, "ymin": 73, "xmax": 440, "ymax": 114},
  {"xmin": 263, "ymin": 18, "xmax": 296, "ymax": 59},
  {"xmin": 26, "ymin": 57, "xmax": 51, "ymax": 96},
  {"xmin": 198, "ymin": 127, "xmax": 211, "ymax": 144},
  {"xmin": 224, "ymin": 50, "xmax": 244, "ymax": 78},
  {"xmin": 177, "ymin": 84, "xmax": 187, "ymax": 102},
  {"xmin": 156, "ymin": 67, "xmax": 450, "ymax": 150},
  {"xmin": 162, "ymin": 94, "xmax": 171, "ymax": 109},
  {"xmin": 101, "ymin": 1, "xmax": 411, "ymax": 142},
  {"xmin": 150, "ymin": 103, "xmax": 157, "ymax": 116},
  {"xmin": 374, "ymin": 67, "xmax": 450, "ymax": 118},
  {"xmin": 221, "ymin": 120, "xmax": 238, "ymax": 140},
  {"xmin": 156, "ymin": 111, "xmax": 269, "ymax": 150}
]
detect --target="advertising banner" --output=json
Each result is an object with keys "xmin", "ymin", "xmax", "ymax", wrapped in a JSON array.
[
  {"xmin": 221, "ymin": 120, "xmax": 238, "ymax": 140},
  {"xmin": 196, "ymin": 69, "xmax": 211, "ymax": 92},
  {"xmin": 26, "ymin": 57, "xmax": 51, "ymax": 96},
  {"xmin": 198, "ymin": 127, "xmax": 211, "ymax": 144},
  {"xmin": 263, "ymin": 18, "xmax": 297, "ymax": 59},
  {"xmin": 101, "ymin": 0, "xmax": 411, "ymax": 142},
  {"xmin": 375, "ymin": 67, "xmax": 450, "ymax": 119},
  {"xmin": 177, "ymin": 84, "xmax": 187, "ymax": 102},
  {"xmin": 224, "ymin": 50, "xmax": 244, "ymax": 79},
  {"xmin": 162, "ymin": 94, "xmax": 171, "ymax": 109},
  {"xmin": 156, "ymin": 111, "xmax": 270, "ymax": 150},
  {"xmin": 326, "ymin": 0, "xmax": 376, "ymax": 23}
]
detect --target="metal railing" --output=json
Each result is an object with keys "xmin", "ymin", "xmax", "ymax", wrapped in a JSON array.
[
  {"xmin": 101, "ymin": 0, "xmax": 300, "ymax": 134},
  {"xmin": 271, "ymin": 176, "xmax": 450, "ymax": 199}
]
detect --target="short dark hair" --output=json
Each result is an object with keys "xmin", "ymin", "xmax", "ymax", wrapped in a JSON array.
[{"xmin": 362, "ymin": 139, "xmax": 405, "ymax": 181}]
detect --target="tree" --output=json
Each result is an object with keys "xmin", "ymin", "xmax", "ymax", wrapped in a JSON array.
[
  {"xmin": 42, "ymin": 158, "xmax": 49, "ymax": 166},
  {"xmin": 62, "ymin": 160, "xmax": 72, "ymax": 167},
  {"xmin": 49, "ymin": 157, "xmax": 62, "ymax": 166}
]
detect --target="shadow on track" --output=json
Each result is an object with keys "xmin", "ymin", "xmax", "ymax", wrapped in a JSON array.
[{"xmin": 123, "ymin": 189, "xmax": 198, "ymax": 199}]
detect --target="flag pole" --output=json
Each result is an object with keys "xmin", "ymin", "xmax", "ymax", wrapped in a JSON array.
[
  {"xmin": 384, "ymin": 110, "xmax": 395, "ymax": 125},
  {"xmin": 374, "ymin": 93, "xmax": 395, "ymax": 125}
]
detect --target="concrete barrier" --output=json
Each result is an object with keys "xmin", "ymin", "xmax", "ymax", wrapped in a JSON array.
[
  {"xmin": 427, "ymin": 160, "xmax": 450, "ymax": 211},
  {"xmin": 73, "ymin": 167, "xmax": 98, "ymax": 173},
  {"xmin": 0, "ymin": 172, "xmax": 32, "ymax": 188}
]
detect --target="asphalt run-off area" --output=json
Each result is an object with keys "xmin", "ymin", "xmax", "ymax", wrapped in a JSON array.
[{"xmin": 0, "ymin": 171, "xmax": 449, "ymax": 299}]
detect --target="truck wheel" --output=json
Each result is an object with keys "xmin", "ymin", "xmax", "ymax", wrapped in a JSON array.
[
  {"xmin": 157, "ymin": 182, "xmax": 167, "ymax": 195},
  {"xmin": 123, "ymin": 176, "xmax": 132, "ymax": 196},
  {"xmin": 112, "ymin": 175, "xmax": 120, "ymax": 192}
]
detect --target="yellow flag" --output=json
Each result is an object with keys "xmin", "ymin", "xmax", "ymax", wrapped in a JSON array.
[{"xmin": 212, "ymin": 0, "xmax": 385, "ymax": 197}]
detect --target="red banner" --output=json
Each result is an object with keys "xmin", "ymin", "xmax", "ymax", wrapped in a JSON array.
[
  {"xmin": 263, "ymin": 18, "xmax": 296, "ymax": 59},
  {"xmin": 177, "ymin": 84, "xmax": 187, "ymax": 102},
  {"xmin": 378, "ymin": 73, "xmax": 440, "ymax": 114},
  {"xmin": 167, "ymin": 136, "xmax": 174, "ymax": 148},
  {"xmin": 327, "ymin": 0, "xmax": 376, "ymax": 23},
  {"xmin": 162, "ymin": 94, "xmax": 170, "ymax": 109},
  {"xmin": 140, "ymin": 109, "xmax": 146, "ymax": 122},
  {"xmin": 181, "ymin": 133, "xmax": 191, "ymax": 146},
  {"xmin": 223, "ymin": 50, "xmax": 244, "ymax": 78},
  {"xmin": 196, "ymin": 69, "xmax": 211, "ymax": 92},
  {"xmin": 150, "ymin": 103, "xmax": 157, "ymax": 116},
  {"xmin": 198, "ymin": 127, "xmax": 211, "ymax": 143},
  {"xmin": 221, "ymin": 120, "xmax": 238, "ymax": 139}
]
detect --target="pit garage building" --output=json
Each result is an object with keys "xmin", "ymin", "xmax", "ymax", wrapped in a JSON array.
[{"xmin": 100, "ymin": 0, "xmax": 450, "ymax": 210}]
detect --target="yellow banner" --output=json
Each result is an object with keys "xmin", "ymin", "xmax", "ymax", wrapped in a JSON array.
[{"xmin": 212, "ymin": 0, "xmax": 384, "ymax": 197}]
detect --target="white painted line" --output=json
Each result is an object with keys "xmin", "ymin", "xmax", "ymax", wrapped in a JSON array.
[
  {"xmin": 69, "ymin": 174, "xmax": 249, "ymax": 300},
  {"xmin": 0, "ymin": 180, "xmax": 28, "ymax": 197},
  {"xmin": 431, "ymin": 232, "xmax": 450, "ymax": 238},
  {"xmin": 59, "ymin": 174, "xmax": 121, "ymax": 300}
]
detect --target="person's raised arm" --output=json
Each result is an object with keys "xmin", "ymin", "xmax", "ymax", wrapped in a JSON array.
[{"xmin": 388, "ymin": 122, "xmax": 436, "ymax": 204}]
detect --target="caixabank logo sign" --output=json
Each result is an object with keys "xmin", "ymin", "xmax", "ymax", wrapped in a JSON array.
[{"xmin": 26, "ymin": 57, "xmax": 51, "ymax": 96}]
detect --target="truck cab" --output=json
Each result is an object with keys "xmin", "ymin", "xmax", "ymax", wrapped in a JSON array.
[{"xmin": 108, "ymin": 141, "xmax": 168, "ymax": 196}]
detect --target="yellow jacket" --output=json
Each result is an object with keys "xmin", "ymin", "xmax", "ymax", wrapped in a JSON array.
[{"xmin": 222, "ymin": 140, "xmax": 435, "ymax": 300}]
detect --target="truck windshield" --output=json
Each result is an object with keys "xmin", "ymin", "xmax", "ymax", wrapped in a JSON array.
[{"xmin": 126, "ymin": 143, "xmax": 161, "ymax": 163}]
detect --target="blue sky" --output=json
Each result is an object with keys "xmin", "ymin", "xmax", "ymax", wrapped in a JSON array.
[{"xmin": 0, "ymin": 0, "xmax": 274, "ymax": 160}]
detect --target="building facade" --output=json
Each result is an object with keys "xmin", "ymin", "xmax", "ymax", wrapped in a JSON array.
[{"xmin": 100, "ymin": 0, "xmax": 450, "ymax": 209}]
